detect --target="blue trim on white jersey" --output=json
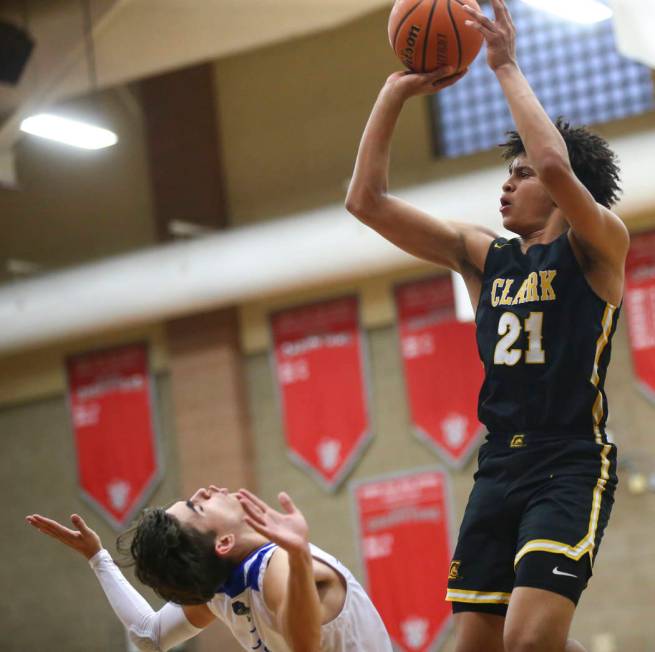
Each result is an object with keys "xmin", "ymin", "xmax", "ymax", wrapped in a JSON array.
[{"xmin": 217, "ymin": 543, "xmax": 277, "ymax": 598}]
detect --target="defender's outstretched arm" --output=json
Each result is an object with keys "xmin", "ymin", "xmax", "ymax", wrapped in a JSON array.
[
  {"xmin": 238, "ymin": 489, "xmax": 323, "ymax": 652},
  {"xmin": 26, "ymin": 513, "xmax": 212, "ymax": 652}
]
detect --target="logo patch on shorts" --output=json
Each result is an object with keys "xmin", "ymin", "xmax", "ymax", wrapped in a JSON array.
[
  {"xmin": 510, "ymin": 434, "xmax": 526, "ymax": 448},
  {"xmin": 552, "ymin": 566, "xmax": 578, "ymax": 578},
  {"xmin": 448, "ymin": 560, "xmax": 462, "ymax": 580}
]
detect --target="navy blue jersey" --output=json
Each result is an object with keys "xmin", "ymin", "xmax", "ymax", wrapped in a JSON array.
[{"xmin": 475, "ymin": 232, "xmax": 620, "ymax": 442}]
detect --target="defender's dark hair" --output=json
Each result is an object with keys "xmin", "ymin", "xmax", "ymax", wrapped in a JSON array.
[
  {"xmin": 117, "ymin": 508, "xmax": 235, "ymax": 605},
  {"xmin": 500, "ymin": 118, "xmax": 622, "ymax": 208}
]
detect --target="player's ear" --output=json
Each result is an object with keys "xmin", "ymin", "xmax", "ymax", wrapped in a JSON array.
[{"xmin": 214, "ymin": 533, "xmax": 236, "ymax": 557}]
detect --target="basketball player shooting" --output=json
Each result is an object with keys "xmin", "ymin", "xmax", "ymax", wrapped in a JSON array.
[
  {"xmin": 346, "ymin": 1, "xmax": 628, "ymax": 651},
  {"xmin": 27, "ymin": 487, "xmax": 392, "ymax": 652}
]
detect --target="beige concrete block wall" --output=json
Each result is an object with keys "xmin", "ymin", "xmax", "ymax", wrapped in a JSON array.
[{"xmin": 0, "ymin": 375, "xmax": 181, "ymax": 652}]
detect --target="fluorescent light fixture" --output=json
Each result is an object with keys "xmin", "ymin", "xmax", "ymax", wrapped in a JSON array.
[
  {"xmin": 521, "ymin": 0, "xmax": 613, "ymax": 24},
  {"xmin": 20, "ymin": 113, "xmax": 117, "ymax": 149}
]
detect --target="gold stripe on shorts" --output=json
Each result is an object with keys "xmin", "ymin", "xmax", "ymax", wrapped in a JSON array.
[
  {"xmin": 514, "ymin": 443, "xmax": 612, "ymax": 567},
  {"xmin": 446, "ymin": 588, "xmax": 511, "ymax": 604}
]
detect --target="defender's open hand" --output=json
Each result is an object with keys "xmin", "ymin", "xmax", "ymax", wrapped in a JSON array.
[
  {"xmin": 26, "ymin": 513, "xmax": 102, "ymax": 560},
  {"xmin": 462, "ymin": 0, "xmax": 517, "ymax": 71},
  {"xmin": 237, "ymin": 489, "xmax": 309, "ymax": 554}
]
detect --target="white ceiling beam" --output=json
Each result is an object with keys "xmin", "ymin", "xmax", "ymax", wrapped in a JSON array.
[{"xmin": 0, "ymin": 126, "xmax": 652, "ymax": 355}]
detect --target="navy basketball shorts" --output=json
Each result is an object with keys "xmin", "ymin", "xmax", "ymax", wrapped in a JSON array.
[{"xmin": 446, "ymin": 433, "xmax": 617, "ymax": 615}]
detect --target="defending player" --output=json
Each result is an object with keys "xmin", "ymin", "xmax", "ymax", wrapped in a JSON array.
[
  {"xmin": 27, "ymin": 486, "xmax": 392, "ymax": 652},
  {"xmin": 345, "ymin": 1, "xmax": 628, "ymax": 651}
]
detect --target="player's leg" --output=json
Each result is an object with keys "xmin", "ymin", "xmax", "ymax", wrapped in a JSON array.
[
  {"xmin": 448, "ymin": 444, "xmax": 515, "ymax": 652},
  {"xmin": 505, "ymin": 440, "xmax": 617, "ymax": 651},
  {"xmin": 504, "ymin": 586, "xmax": 577, "ymax": 652},
  {"xmin": 454, "ymin": 611, "xmax": 504, "ymax": 652}
]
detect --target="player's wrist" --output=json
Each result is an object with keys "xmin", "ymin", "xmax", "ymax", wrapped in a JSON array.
[
  {"xmin": 286, "ymin": 542, "xmax": 312, "ymax": 563},
  {"xmin": 493, "ymin": 60, "xmax": 520, "ymax": 75},
  {"xmin": 88, "ymin": 547, "xmax": 110, "ymax": 565},
  {"xmin": 379, "ymin": 81, "xmax": 411, "ymax": 104}
]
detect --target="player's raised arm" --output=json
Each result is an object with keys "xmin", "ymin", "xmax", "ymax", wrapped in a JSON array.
[
  {"xmin": 26, "ymin": 513, "xmax": 212, "ymax": 652},
  {"xmin": 463, "ymin": 0, "xmax": 629, "ymax": 267},
  {"xmin": 237, "ymin": 489, "xmax": 325, "ymax": 651},
  {"xmin": 345, "ymin": 69, "xmax": 494, "ymax": 276}
]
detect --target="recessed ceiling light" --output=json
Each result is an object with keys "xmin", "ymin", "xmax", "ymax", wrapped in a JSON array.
[{"xmin": 20, "ymin": 113, "xmax": 118, "ymax": 150}]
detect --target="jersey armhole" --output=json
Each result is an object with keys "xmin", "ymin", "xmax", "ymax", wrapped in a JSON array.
[{"xmin": 564, "ymin": 231, "xmax": 621, "ymax": 310}]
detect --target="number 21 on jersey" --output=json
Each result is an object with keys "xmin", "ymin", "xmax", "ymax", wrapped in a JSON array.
[{"xmin": 494, "ymin": 312, "xmax": 545, "ymax": 366}]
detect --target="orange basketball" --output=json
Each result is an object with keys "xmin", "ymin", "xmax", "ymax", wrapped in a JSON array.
[{"xmin": 388, "ymin": 0, "xmax": 484, "ymax": 73}]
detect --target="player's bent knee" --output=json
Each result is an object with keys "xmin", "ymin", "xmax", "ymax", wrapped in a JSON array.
[
  {"xmin": 504, "ymin": 628, "xmax": 542, "ymax": 652},
  {"xmin": 505, "ymin": 633, "xmax": 558, "ymax": 652}
]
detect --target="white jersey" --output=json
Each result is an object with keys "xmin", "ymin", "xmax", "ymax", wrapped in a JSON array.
[{"xmin": 207, "ymin": 542, "xmax": 392, "ymax": 652}]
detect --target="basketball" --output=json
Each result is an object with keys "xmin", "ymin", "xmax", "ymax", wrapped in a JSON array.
[{"xmin": 388, "ymin": 0, "xmax": 484, "ymax": 73}]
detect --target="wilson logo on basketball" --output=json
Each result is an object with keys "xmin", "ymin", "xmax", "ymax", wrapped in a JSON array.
[
  {"xmin": 401, "ymin": 25, "xmax": 421, "ymax": 68},
  {"xmin": 389, "ymin": 0, "xmax": 484, "ymax": 73}
]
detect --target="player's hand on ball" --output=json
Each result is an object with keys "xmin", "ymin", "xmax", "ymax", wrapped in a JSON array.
[
  {"xmin": 384, "ymin": 67, "xmax": 468, "ymax": 99},
  {"xmin": 237, "ymin": 489, "xmax": 310, "ymax": 554},
  {"xmin": 26, "ymin": 513, "xmax": 103, "ymax": 560},
  {"xmin": 463, "ymin": 0, "xmax": 516, "ymax": 71}
]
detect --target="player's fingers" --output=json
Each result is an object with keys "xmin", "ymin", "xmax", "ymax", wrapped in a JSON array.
[
  {"xmin": 243, "ymin": 515, "xmax": 269, "ymax": 537},
  {"xmin": 28, "ymin": 514, "xmax": 76, "ymax": 536},
  {"xmin": 462, "ymin": 3, "xmax": 496, "ymax": 31},
  {"xmin": 464, "ymin": 19, "xmax": 496, "ymax": 40},
  {"xmin": 71, "ymin": 514, "xmax": 90, "ymax": 534},
  {"xmin": 277, "ymin": 492, "xmax": 296, "ymax": 514},
  {"xmin": 425, "ymin": 66, "xmax": 456, "ymax": 81},
  {"xmin": 26, "ymin": 515, "xmax": 49, "ymax": 533},
  {"xmin": 497, "ymin": 0, "xmax": 514, "ymax": 25},
  {"xmin": 432, "ymin": 69, "xmax": 467, "ymax": 88},
  {"xmin": 489, "ymin": 0, "xmax": 507, "ymax": 23},
  {"xmin": 37, "ymin": 521, "xmax": 77, "ymax": 540},
  {"xmin": 237, "ymin": 488, "xmax": 269, "ymax": 513},
  {"xmin": 32, "ymin": 520, "xmax": 78, "ymax": 543},
  {"xmin": 238, "ymin": 495, "xmax": 267, "ymax": 525}
]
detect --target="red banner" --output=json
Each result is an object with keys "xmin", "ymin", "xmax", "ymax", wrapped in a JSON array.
[
  {"xmin": 352, "ymin": 469, "xmax": 453, "ymax": 652},
  {"xmin": 395, "ymin": 276, "xmax": 484, "ymax": 468},
  {"xmin": 270, "ymin": 296, "xmax": 371, "ymax": 490},
  {"xmin": 625, "ymin": 231, "xmax": 655, "ymax": 401},
  {"xmin": 66, "ymin": 342, "xmax": 161, "ymax": 529}
]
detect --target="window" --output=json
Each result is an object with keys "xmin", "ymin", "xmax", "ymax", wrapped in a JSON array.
[{"xmin": 431, "ymin": 0, "xmax": 654, "ymax": 157}]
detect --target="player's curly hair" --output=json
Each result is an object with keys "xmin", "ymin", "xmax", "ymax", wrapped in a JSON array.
[
  {"xmin": 117, "ymin": 507, "xmax": 235, "ymax": 605},
  {"xmin": 500, "ymin": 117, "xmax": 622, "ymax": 208}
]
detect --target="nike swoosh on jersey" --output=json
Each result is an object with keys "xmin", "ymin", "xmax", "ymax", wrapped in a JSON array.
[
  {"xmin": 552, "ymin": 567, "xmax": 578, "ymax": 578},
  {"xmin": 494, "ymin": 243, "xmax": 510, "ymax": 249}
]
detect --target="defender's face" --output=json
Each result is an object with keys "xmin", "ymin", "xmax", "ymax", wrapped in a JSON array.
[
  {"xmin": 500, "ymin": 155, "xmax": 555, "ymax": 235},
  {"xmin": 167, "ymin": 485, "xmax": 245, "ymax": 536}
]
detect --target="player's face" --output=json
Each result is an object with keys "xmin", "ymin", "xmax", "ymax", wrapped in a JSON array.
[
  {"xmin": 167, "ymin": 485, "xmax": 245, "ymax": 537},
  {"xmin": 500, "ymin": 155, "xmax": 556, "ymax": 235}
]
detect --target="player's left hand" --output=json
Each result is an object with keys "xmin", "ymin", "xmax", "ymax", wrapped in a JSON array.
[
  {"xmin": 26, "ymin": 513, "xmax": 102, "ymax": 560},
  {"xmin": 462, "ymin": 0, "xmax": 517, "ymax": 71},
  {"xmin": 237, "ymin": 489, "xmax": 309, "ymax": 554}
]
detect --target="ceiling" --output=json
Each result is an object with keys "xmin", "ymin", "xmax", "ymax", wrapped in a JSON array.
[
  {"xmin": 0, "ymin": 0, "xmax": 397, "ymax": 283},
  {"xmin": 0, "ymin": 0, "xmax": 653, "ymax": 289},
  {"xmin": 0, "ymin": 0, "xmax": 394, "ymax": 146}
]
